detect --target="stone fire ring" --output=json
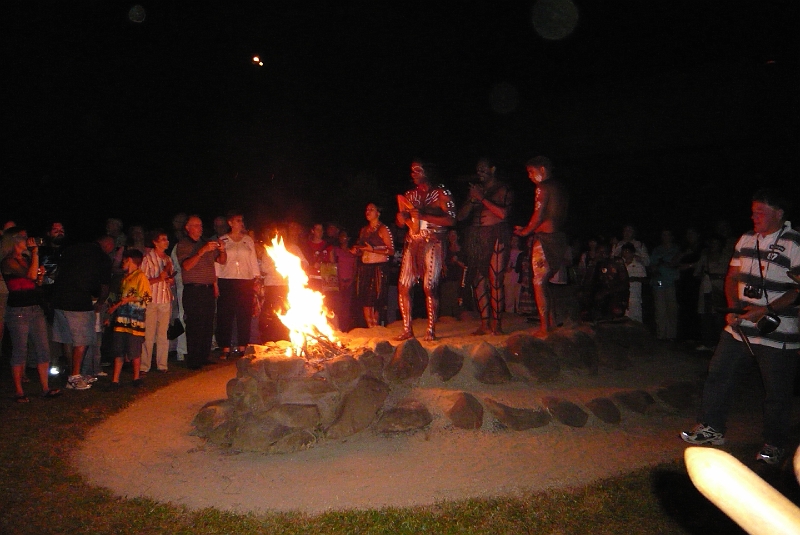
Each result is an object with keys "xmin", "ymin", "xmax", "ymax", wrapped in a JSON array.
[{"xmin": 74, "ymin": 316, "xmax": 708, "ymax": 514}]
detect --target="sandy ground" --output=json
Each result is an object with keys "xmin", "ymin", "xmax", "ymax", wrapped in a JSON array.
[{"xmin": 73, "ymin": 317, "xmax": 742, "ymax": 515}]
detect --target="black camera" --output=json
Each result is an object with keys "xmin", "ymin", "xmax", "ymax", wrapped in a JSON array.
[
  {"xmin": 743, "ymin": 285, "xmax": 763, "ymax": 299},
  {"xmin": 757, "ymin": 312, "xmax": 781, "ymax": 335}
]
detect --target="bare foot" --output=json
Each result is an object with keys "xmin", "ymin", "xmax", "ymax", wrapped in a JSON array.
[
  {"xmin": 395, "ymin": 330, "xmax": 415, "ymax": 341},
  {"xmin": 491, "ymin": 319, "xmax": 503, "ymax": 335}
]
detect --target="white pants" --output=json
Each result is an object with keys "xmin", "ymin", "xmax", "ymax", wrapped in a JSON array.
[
  {"xmin": 503, "ymin": 271, "xmax": 521, "ymax": 313},
  {"xmin": 626, "ymin": 282, "xmax": 643, "ymax": 322},
  {"xmin": 653, "ymin": 286, "xmax": 677, "ymax": 340},
  {"xmin": 142, "ymin": 302, "xmax": 171, "ymax": 371}
]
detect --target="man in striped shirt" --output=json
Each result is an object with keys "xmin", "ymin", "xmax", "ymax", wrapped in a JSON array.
[
  {"xmin": 176, "ymin": 216, "xmax": 227, "ymax": 370},
  {"xmin": 682, "ymin": 189, "xmax": 800, "ymax": 466}
]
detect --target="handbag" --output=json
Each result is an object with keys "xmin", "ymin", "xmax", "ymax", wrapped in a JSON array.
[{"xmin": 167, "ymin": 319, "xmax": 185, "ymax": 340}]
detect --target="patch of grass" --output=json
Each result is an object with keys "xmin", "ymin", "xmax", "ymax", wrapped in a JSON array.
[{"xmin": 1, "ymin": 362, "xmax": 798, "ymax": 534}]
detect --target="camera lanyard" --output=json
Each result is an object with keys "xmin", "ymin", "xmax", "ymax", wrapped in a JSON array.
[{"xmin": 754, "ymin": 226, "xmax": 785, "ymax": 309}]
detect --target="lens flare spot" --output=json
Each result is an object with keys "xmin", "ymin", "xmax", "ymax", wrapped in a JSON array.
[{"xmin": 531, "ymin": 0, "xmax": 579, "ymax": 40}]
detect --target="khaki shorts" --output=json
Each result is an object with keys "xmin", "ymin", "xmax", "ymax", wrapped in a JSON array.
[{"xmin": 52, "ymin": 309, "xmax": 96, "ymax": 346}]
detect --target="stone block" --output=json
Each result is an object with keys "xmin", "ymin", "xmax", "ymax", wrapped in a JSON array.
[
  {"xmin": 446, "ymin": 392, "xmax": 484, "ymax": 429},
  {"xmin": 374, "ymin": 340, "xmax": 394, "ymax": 358},
  {"xmin": 322, "ymin": 354, "xmax": 364, "ymax": 390},
  {"xmin": 385, "ymin": 338, "xmax": 429, "ymax": 382},
  {"xmin": 270, "ymin": 429, "xmax": 317, "ymax": 454},
  {"xmin": 265, "ymin": 403, "xmax": 321, "ymax": 429},
  {"xmin": 257, "ymin": 380, "xmax": 279, "ymax": 408},
  {"xmin": 430, "ymin": 345, "xmax": 464, "ymax": 382},
  {"xmin": 231, "ymin": 414, "xmax": 294, "ymax": 453},
  {"xmin": 190, "ymin": 399, "xmax": 234, "ymax": 437},
  {"xmin": 483, "ymin": 397, "xmax": 551, "ymax": 430},
  {"xmin": 353, "ymin": 347, "xmax": 386, "ymax": 379},
  {"xmin": 586, "ymin": 397, "xmax": 621, "ymax": 424},
  {"xmin": 542, "ymin": 396, "xmax": 589, "ymax": 427},
  {"xmin": 326, "ymin": 376, "xmax": 390, "ymax": 439},
  {"xmin": 375, "ymin": 399, "xmax": 433, "ymax": 433},
  {"xmin": 470, "ymin": 342, "xmax": 512, "ymax": 384},
  {"xmin": 278, "ymin": 376, "xmax": 338, "ymax": 404},
  {"xmin": 207, "ymin": 419, "xmax": 237, "ymax": 446},
  {"xmin": 236, "ymin": 356, "xmax": 269, "ymax": 381},
  {"xmin": 227, "ymin": 376, "xmax": 258, "ymax": 401},
  {"xmin": 278, "ymin": 376, "xmax": 340, "ymax": 426},
  {"xmin": 502, "ymin": 333, "xmax": 560, "ymax": 382},
  {"xmin": 261, "ymin": 355, "xmax": 308, "ymax": 380}
]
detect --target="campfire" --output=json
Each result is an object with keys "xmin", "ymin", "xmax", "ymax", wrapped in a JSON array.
[{"xmin": 265, "ymin": 235, "xmax": 345, "ymax": 361}]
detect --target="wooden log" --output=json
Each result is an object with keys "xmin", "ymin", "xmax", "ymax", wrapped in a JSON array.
[{"xmin": 685, "ymin": 447, "xmax": 800, "ymax": 535}]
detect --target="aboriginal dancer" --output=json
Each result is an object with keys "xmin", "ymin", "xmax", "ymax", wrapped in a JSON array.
[
  {"xmin": 396, "ymin": 160, "xmax": 456, "ymax": 341},
  {"xmin": 458, "ymin": 158, "xmax": 513, "ymax": 335},
  {"xmin": 514, "ymin": 156, "xmax": 569, "ymax": 336}
]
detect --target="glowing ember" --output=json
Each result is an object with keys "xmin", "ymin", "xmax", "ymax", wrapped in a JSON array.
[{"xmin": 265, "ymin": 236, "xmax": 336, "ymax": 356}]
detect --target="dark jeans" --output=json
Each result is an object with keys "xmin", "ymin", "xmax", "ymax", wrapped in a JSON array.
[
  {"xmin": 182, "ymin": 284, "xmax": 215, "ymax": 368},
  {"xmin": 215, "ymin": 278, "xmax": 254, "ymax": 349},
  {"xmin": 700, "ymin": 330, "xmax": 799, "ymax": 447}
]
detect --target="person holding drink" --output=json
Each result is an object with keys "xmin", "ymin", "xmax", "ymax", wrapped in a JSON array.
[
  {"xmin": 176, "ymin": 215, "xmax": 227, "ymax": 370},
  {"xmin": 1, "ymin": 227, "xmax": 61, "ymax": 402}
]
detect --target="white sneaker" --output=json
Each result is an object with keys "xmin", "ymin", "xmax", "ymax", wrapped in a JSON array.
[
  {"xmin": 95, "ymin": 371, "xmax": 108, "ymax": 377},
  {"xmin": 756, "ymin": 444, "xmax": 785, "ymax": 465},
  {"xmin": 680, "ymin": 423, "xmax": 725, "ymax": 445},
  {"xmin": 66, "ymin": 375, "xmax": 91, "ymax": 390},
  {"xmin": 82, "ymin": 375, "xmax": 98, "ymax": 383}
]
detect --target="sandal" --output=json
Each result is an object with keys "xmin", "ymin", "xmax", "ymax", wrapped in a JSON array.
[
  {"xmin": 42, "ymin": 389, "xmax": 62, "ymax": 398},
  {"xmin": 15, "ymin": 395, "xmax": 30, "ymax": 403}
]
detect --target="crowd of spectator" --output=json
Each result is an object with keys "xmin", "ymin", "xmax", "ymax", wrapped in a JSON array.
[
  {"xmin": 4, "ymin": 183, "xmax": 796, "ymax": 475},
  {"xmin": 0, "ymin": 200, "xmax": 744, "ymax": 400}
]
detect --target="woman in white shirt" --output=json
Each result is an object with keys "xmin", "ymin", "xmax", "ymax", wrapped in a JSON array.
[{"xmin": 215, "ymin": 211, "xmax": 261, "ymax": 358}]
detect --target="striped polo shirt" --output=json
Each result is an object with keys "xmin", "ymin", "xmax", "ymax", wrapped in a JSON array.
[
  {"xmin": 725, "ymin": 223, "xmax": 800, "ymax": 349},
  {"xmin": 176, "ymin": 237, "xmax": 220, "ymax": 285}
]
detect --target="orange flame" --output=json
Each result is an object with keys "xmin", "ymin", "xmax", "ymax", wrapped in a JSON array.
[{"xmin": 265, "ymin": 236, "xmax": 336, "ymax": 355}]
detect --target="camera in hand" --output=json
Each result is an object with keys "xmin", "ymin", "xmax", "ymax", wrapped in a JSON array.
[
  {"xmin": 743, "ymin": 285, "xmax": 763, "ymax": 299},
  {"xmin": 757, "ymin": 312, "xmax": 781, "ymax": 335}
]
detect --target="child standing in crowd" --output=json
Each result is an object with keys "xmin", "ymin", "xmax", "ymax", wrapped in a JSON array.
[{"xmin": 107, "ymin": 249, "xmax": 151, "ymax": 388}]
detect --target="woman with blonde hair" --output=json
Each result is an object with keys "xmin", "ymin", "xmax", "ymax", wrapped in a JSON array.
[{"xmin": 1, "ymin": 227, "xmax": 61, "ymax": 402}]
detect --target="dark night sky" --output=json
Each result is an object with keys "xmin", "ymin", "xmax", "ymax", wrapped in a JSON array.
[{"xmin": 3, "ymin": 1, "xmax": 798, "ymax": 244}]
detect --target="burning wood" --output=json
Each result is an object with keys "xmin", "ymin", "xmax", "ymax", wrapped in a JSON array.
[{"xmin": 264, "ymin": 236, "xmax": 344, "ymax": 361}]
